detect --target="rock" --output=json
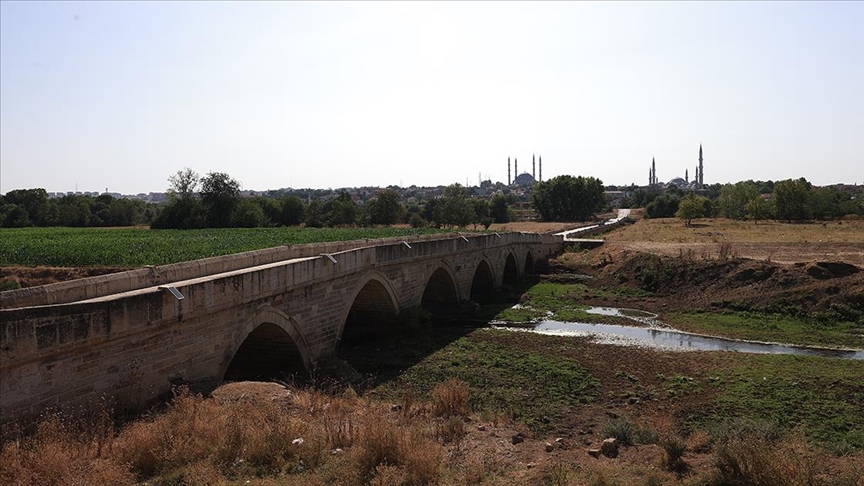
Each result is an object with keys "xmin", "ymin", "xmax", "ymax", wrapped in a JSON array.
[
  {"xmin": 605, "ymin": 411, "xmax": 619, "ymax": 419},
  {"xmin": 588, "ymin": 448, "xmax": 602, "ymax": 458},
  {"xmin": 477, "ymin": 424, "xmax": 486, "ymax": 431},
  {"xmin": 292, "ymin": 437, "xmax": 304, "ymax": 446},
  {"xmin": 527, "ymin": 462, "xmax": 536, "ymax": 469},
  {"xmin": 330, "ymin": 448, "xmax": 342, "ymax": 455},
  {"xmin": 628, "ymin": 397, "xmax": 639, "ymax": 405},
  {"xmin": 545, "ymin": 442, "xmax": 554, "ymax": 452},
  {"xmin": 390, "ymin": 404, "xmax": 402, "ymax": 412},
  {"xmin": 512, "ymin": 433, "xmax": 525, "ymax": 445},
  {"xmin": 601, "ymin": 438, "xmax": 618, "ymax": 458}
]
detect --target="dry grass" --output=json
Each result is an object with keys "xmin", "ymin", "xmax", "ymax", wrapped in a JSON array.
[
  {"xmin": 604, "ymin": 218, "xmax": 864, "ymax": 266},
  {"xmin": 431, "ymin": 378, "xmax": 471, "ymax": 418}
]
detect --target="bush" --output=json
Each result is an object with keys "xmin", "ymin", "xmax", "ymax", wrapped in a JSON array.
[
  {"xmin": 600, "ymin": 418, "xmax": 634, "ymax": 446},
  {"xmin": 431, "ymin": 379, "xmax": 471, "ymax": 418}
]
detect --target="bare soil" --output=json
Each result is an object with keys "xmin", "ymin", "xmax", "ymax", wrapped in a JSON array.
[{"xmin": 0, "ymin": 265, "xmax": 131, "ymax": 290}]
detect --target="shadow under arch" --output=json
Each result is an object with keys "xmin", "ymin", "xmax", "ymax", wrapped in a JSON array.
[
  {"xmin": 470, "ymin": 257, "xmax": 495, "ymax": 304},
  {"xmin": 421, "ymin": 263, "xmax": 461, "ymax": 323},
  {"xmin": 503, "ymin": 252, "xmax": 519, "ymax": 285},
  {"xmin": 337, "ymin": 272, "xmax": 400, "ymax": 348},
  {"xmin": 221, "ymin": 306, "xmax": 311, "ymax": 382},
  {"xmin": 524, "ymin": 250, "xmax": 535, "ymax": 275}
]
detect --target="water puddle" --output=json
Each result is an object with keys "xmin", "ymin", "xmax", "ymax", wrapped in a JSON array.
[{"xmin": 495, "ymin": 305, "xmax": 864, "ymax": 360}]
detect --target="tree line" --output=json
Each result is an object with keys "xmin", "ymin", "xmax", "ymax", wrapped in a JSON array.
[
  {"xmin": 0, "ymin": 189, "xmax": 157, "ymax": 228},
  {"xmin": 623, "ymin": 177, "xmax": 862, "ymax": 224}
]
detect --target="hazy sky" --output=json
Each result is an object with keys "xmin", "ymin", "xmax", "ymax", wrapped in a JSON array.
[{"xmin": 1, "ymin": 1, "xmax": 863, "ymax": 195}]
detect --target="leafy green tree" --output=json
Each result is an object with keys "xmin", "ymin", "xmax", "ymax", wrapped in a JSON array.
[
  {"xmin": 367, "ymin": 189, "xmax": 404, "ymax": 225},
  {"xmin": 745, "ymin": 196, "xmax": 771, "ymax": 224},
  {"xmin": 718, "ymin": 181, "xmax": 759, "ymax": 220},
  {"xmin": 232, "ymin": 198, "xmax": 266, "ymax": 227},
  {"xmin": 200, "ymin": 172, "xmax": 241, "ymax": 227},
  {"xmin": 773, "ymin": 178, "xmax": 811, "ymax": 221},
  {"xmin": 153, "ymin": 168, "xmax": 206, "ymax": 229},
  {"xmin": 532, "ymin": 175, "xmax": 605, "ymax": 222},
  {"xmin": 434, "ymin": 184, "xmax": 473, "ymax": 228},
  {"xmin": 490, "ymin": 194, "xmax": 510, "ymax": 223},
  {"xmin": 2, "ymin": 188, "xmax": 52, "ymax": 225},
  {"xmin": 305, "ymin": 200, "xmax": 325, "ymax": 227},
  {"xmin": 324, "ymin": 191, "xmax": 358, "ymax": 226},
  {"xmin": 676, "ymin": 193, "xmax": 707, "ymax": 226},
  {"xmin": 644, "ymin": 193, "xmax": 680, "ymax": 219},
  {"xmin": 281, "ymin": 196, "xmax": 306, "ymax": 226},
  {"xmin": 471, "ymin": 198, "xmax": 491, "ymax": 229}
]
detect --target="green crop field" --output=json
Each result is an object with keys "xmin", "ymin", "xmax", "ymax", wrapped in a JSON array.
[{"xmin": 0, "ymin": 227, "xmax": 451, "ymax": 267}]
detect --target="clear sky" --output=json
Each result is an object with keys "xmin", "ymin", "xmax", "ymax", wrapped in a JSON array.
[{"xmin": 1, "ymin": 1, "xmax": 863, "ymax": 195}]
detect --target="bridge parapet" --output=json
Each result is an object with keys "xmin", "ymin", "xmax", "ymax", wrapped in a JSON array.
[{"xmin": 1, "ymin": 232, "xmax": 558, "ymax": 310}]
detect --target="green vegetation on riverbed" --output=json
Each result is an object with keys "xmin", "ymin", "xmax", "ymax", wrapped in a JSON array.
[
  {"xmin": 666, "ymin": 310, "xmax": 864, "ymax": 349},
  {"xmin": 348, "ymin": 330, "xmax": 600, "ymax": 434},
  {"xmin": 0, "ymin": 226, "xmax": 449, "ymax": 267},
  {"xmin": 702, "ymin": 353, "xmax": 864, "ymax": 454},
  {"xmin": 493, "ymin": 281, "xmax": 643, "ymax": 325}
]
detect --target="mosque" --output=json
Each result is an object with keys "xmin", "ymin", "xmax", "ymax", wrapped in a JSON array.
[
  {"xmin": 648, "ymin": 145, "xmax": 705, "ymax": 190},
  {"xmin": 507, "ymin": 154, "xmax": 542, "ymax": 188}
]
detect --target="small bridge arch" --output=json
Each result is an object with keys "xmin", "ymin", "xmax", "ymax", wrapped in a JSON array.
[
  {"xmin": 503, "ymin": 252, "xmax": 519, "ymax": 285},
  {"xmin": 469, "ymin": 257, "xmax": 496, "ymax": 303},
  {"xmin": 524, "ymin": 251, "xmax": 535, "ymax": 274}
]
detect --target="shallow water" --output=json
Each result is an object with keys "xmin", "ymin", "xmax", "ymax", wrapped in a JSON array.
[{"xmin": 525, "ymin": 320, "xmax": 864, "ymax": 360}]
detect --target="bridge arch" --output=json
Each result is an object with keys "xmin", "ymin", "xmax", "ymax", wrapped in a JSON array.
[
  {"xmin": 422, "ymin": 262, "xmax": 461, "ymax": 307},
  {"xmin": 221, "ymin": 306, "xmax": 311, "ymax": 382},
  {"xmin": 337, "ymin": 272, "xmax": 400, "ymax": 346},
  {"xmin": 469, "ymin": 257, "xmax": 496, "ymax": 303},
  {"xmin": 503, "ymin": 252, "xmax": 519, "ymax": 285},
  {"xmin": 524, "ymin": 251, "xmax": 535, "ymax": 275}
]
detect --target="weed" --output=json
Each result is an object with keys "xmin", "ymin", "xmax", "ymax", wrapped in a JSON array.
[
  {"xmin": 431, "ymin": 379, "xmax": 471, "ymax": 418},
  {"xmin": 600, "ymin": 418, "xmax": 635, "ymax": 446}
]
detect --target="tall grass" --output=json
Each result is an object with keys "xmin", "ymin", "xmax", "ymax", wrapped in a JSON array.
[{"xmin": 0, "ymin": 384, "xmax": 451, "ymax": 485}]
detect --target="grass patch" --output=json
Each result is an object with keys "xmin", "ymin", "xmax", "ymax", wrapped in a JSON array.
[
  {"xmin": 702, "ymin": 354, "xmax": 864, "ymax": 454},
  {"xmin": 0, "ymin": 227, "xmax": 450, "ymax": 267},
  {"xmin": 494, "ymin": 281, "xmax": 649, "ymax": 325},
  {"xmin": 666, "ymin": 310, "xmax": 864, "ymax": 349},
  {"xmin": 373, "ymin": 330, "xmax": 599, "ymax": 434}
]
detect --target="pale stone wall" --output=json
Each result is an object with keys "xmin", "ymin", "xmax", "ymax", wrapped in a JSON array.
[{"xmin": 0, "ymin": 232, "xmax": 562, "ymax": 424}]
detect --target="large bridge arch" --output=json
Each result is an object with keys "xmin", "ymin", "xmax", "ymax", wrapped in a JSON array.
[
  {"xmin": 337, "ymin": 272, "xmax": 401, "ymax": 346},
  {"xmin": 221, "ymin": 306, "xmax": 312, "ymax": 382},
  {"xmin": 524, "ymin": 250, "xmax": 535, "ymax": 275}
]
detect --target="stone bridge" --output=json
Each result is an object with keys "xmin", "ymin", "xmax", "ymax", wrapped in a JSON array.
[{"xmin": 0, "ymin": 232, "xmax": 562, "ymax": 423}]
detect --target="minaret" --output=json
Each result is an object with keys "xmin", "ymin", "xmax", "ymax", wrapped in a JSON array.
[
  {"xmin": 532, "ymin": 154, "xmax": 536, "ymax": 180},
  {"xmin": 515, "ymin": 158, "xmax": 518, "ymax": 178},
  {"xmin": 508, "ymin": 157, "xmax": 511, "ymax": 186},
  {"xmin": 651, "ymin": 157, "xmax": 656, "ymax": 185},
  {"xmin": 685, "ymin": 168, "xmax": 689, "ymax": 184},
  {"xmin": 539, "ymin": 155, "xmax": 542, "ymax": 182},
  {"xmin": 698, "ymin": 144, "xmax": 704, "ymax": 187}
]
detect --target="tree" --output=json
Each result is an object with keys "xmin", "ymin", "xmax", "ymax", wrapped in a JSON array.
[
  {"xmin": 305, "ymin": 200, "xmax": 325, "ymax": 227},
  {"xmin": 281, "ymin": 196, "xmax": 305, "ymax": 226},
  {"xmin": 367, "ymin": 189, "xmax": 404, "ymax": 226},
  {"xmin": 532, "ymin": 175, "xmax": 605, "ymax": 222},
  {"xmin": 675, "ymin": 193, "xmax": 706, "ymax": 226},
  {"xmin": 471, "ymin": 198, "xmax": 491, "ymax": 229},
  {"xmin": 324, "ymin": 191, "xmax": 358, "ymax": 226},
  {"xmin": 490, "ymin": 194, "xmax": 510, "ymax": 223},
  {"xmin": 434, "ymin": 184, "xmax": 473, "ymax": 228},
  {"xmin": 644, "ymin": 193, "xmax": 680, "ymax": 219},
  {"xmin": 773, "ymin": 178, "xmax": 811, "ymax": 222},
  {"xmin": 168, "ymin": 168, "xmax": 199, "ymax": 201},
  {"xmin": 232, "ymin": 198, "xmax": 266, "ymax": 227},
  {"xmin": 200, "ymin": 172, "xmax": 241, "ymax": 227},
  {"xmin": 717, "ymin": 181, "xmax": 759, "ymax": 220},
  {"xmin": 745, "ymin": 196, "xmax": 771, "ymax": 224}
]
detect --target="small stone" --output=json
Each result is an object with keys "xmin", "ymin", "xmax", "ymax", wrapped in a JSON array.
[
  {"xmin": 545, "ymin": 442, "xmax": 554, "ymax": 452},
  {"xmin": 390, "ymin": 404, "xmax": 402, "ymax": 412},
  {"xmin": 555, "ymin": 437, "xmax": 564, "ymax": 444},
  {"xmin": 292, "ymin": 437, "xmax": 304, "ymax": 446},
  {"xmin": 527, "ymin": 462, "xmax": 536, "ymax": 469},
  {"xmin": 629, "ymin": 397, "xmax": 639, "ymax": 405},
  {"xmin": 477, "ymin": 424, "xmax": 486, "ymax": 431},
  {"xmin": 601, "ymin": 438, "xmax": 618, "ymax": 458},
  {"xmin": 588, "ymin": 448, "xmax": 601, "ymax": 458},
  {"xmin": 605, "ymin": 411, "xmax": 619, "ymax": 419},
  {"xmin": 512, "ymin": 433, "xmax": 525, "ymax": 445},
  {"xmin": 330, "ymin": 448, "xmax": 342, "ymax": 455}
]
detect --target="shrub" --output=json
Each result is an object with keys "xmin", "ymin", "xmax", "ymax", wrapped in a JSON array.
[
  {"xmin": 431, "ymin": 379, "xmax": 471, "ymax": 418},
  {"xmin": 600, "ymin": 418, "xmax": 635, "ymax": 446}
]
